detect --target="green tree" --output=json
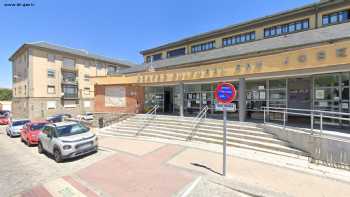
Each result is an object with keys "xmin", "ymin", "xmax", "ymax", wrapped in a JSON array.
[{"xmin": 0, "ymin": 89, "xmax": 12, "ymax": 101}]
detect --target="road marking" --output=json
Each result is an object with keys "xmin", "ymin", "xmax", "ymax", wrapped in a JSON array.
[
  {"xmin": 44, "ymin": 178, "xmax": 87, "ymax": 197},
  {"xmin": 180, "ymin": 176, "xmax": 202, "ymax": 197}
]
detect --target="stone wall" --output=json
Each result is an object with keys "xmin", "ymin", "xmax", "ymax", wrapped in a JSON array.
[{"xmin": 12, "ymin": 97, "xmax": 94, "ymax": 120}]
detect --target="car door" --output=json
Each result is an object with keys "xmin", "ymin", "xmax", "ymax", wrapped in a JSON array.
[
  {"xmin": 22, "ymin": 124, "xmax": 28, "ymax": 140},
  {"xmin": 40, "ymin": 126, "xmax": 50, "ymax": 151},
  {"xmin": 46, "ymin": 127, "xmax": 56, "ymax": 154}
]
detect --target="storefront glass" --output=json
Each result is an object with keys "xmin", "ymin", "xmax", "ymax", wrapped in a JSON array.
[{"xmin": 246, "ymin": 80, "xmax": 267, "ymax": 119}]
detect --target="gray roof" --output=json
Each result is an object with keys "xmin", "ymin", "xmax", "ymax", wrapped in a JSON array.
[
  {"xmin": 10, "ymin": 42, "xmax": 138, "ymax": 68},
  {"xmin": 122, "ymin": 22, "xmax": 350, "ymax": 74},
  {"xmin": 140, "ymin": 0, "xmax": 344, "ymax": 54}
]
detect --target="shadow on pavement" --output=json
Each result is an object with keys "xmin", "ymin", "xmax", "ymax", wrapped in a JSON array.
[{"xmin": 191, "ymin": 162, "xmax": 222, "ymax": 175}]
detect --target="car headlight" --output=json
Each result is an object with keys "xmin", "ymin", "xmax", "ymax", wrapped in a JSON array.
[{"xmin": 63, "ymin": 145, "xmax": 72, "ymax": 150}]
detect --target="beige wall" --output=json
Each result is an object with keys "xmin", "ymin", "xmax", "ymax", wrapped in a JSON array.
[
  {"xmin": 28, "ymin": 48, "xmax": 117, "ymax": 98},
  {"xmin": 12, "ymin": 50, "xmax": 29, "ymax": 98}
]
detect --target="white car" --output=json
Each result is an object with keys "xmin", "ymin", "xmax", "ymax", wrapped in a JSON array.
[
  {"xmin": 6, "ymin": 119, "xmax": 31, "ymax": 137},
  {"xmin": 38, "ymin": 121, "xmax": 98, "ymax": 162},
  {"xmin": 77, "ymin": 112, "xmax": 94, "ymax": 121}
]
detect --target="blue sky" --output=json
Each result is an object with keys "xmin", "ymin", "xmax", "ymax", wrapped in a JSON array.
[{"xmin": 0, "ymin": 0, "xmax": 316, "ymax": 88}]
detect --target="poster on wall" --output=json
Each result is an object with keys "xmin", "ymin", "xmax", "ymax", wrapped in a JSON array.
[
  {"xmin": 260, "ymin": 91, "xmax": 266, "ymax": 100},
  {"xmin": 315, "ymin": 90, "xmax": 325, "ymax": 100},
  {"xmin": 105, "ymin": 86, "xmax": 126, "ymax": 107}
]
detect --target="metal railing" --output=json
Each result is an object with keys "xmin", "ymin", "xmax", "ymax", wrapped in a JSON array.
[
  {"xmin": 263, "ymin": 107, "xmax": 350, "ymax": 134},
  {"xmin": 187, "ymin": 105, "xmax": 209, "ymax": 141},
  {"xmin": 136, "ymin": 105, "xmax": 159, "ymax": 136}
]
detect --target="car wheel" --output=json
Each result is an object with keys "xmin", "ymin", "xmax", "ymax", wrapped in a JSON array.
[
  {"xmin": 26, "ymin": 139, "xmax": 31, "ymax": 147},
  {"xmin": 54, "ymin": 149, "xmax": 62, "ymax": 163},
  {"xmin": 21, "ymin": 136, "xmax": 24, "ymax": 143},
  {"xmin": 38, "ymin": 143, "xmax": 44, "ymax": 154}
]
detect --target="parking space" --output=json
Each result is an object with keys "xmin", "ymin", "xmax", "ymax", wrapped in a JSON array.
[{"xmin": 0, "ymin": 126, "xmax": 113, "ymax": 197}]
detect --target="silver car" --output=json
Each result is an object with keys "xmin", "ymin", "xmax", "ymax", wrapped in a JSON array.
[
  {"xmin": 38, "ymin": 121, "xmax": 98, "ymax": 162},
  {"xmin": 6, "ymin": 119, "xmax": 31, "ymax": 137}
]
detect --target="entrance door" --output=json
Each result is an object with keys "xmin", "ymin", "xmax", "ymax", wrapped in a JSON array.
[
  {"xmin": 164, "ymin": 87, "xmax": 173, "ymax": 113},
  {"xmin": 288, "ymin": 78, "xmax": 311, "ymax": 109},
  {"xmin": 288, "ymin": 78, "xmax": 312, "ymax": 124}
]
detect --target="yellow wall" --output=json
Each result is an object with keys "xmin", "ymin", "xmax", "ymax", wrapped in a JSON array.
[
  {"xmin": 142, "ymin": 2, "xmax": 350, "ymax": 60},
  {"xmin": 95, "ymin": 39, "xmax": 350, "ymax": 85}
]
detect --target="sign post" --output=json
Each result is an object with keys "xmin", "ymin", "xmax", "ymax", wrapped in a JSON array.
[{"xmin": 214, "ymin": 83, "xmax": 237, "ymax": 176}]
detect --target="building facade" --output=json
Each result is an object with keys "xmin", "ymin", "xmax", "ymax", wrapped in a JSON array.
[
  {"xmin": 9, "ymin": 42, "xmax": 136, "ymax": 120},
  {"xmin": 92, "ymin": 0, "xmax": 350, "ymax": 127}
]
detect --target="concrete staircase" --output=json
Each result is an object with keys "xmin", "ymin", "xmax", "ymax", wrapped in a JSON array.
[{"xmin": 100, "ymin": 114, "xmax": 308, "ymax": 158}]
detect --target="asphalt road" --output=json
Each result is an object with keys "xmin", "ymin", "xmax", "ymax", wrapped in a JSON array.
[{"xmin": 0, "ymin": 126, "xmax": 113, "ymax": 197}]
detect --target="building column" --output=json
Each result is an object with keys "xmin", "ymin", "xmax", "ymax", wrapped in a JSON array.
[
  {"xmin": 239, "ymin": 78, "xmax": 246, "ymax": 122},
  {"xmin": 179, "ymin": 83, "xmax": 184, "ymax": 117}
]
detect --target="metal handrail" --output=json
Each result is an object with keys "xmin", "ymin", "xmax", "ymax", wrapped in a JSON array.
[
  {"xmin": 187, "ymin": 105, "xmax": 209, "ymax": 141},
  {"xmin": 263, "ymin": 107, "xmax": 350, "ymax": 134},
  {"xmin": 136, "ymin": 105, "xmax": 159, "ymax": 136}
]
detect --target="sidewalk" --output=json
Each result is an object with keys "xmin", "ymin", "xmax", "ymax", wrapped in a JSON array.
[{"xmin": 21, "ymin": 136, "xmax": 350, "ymax": 197}]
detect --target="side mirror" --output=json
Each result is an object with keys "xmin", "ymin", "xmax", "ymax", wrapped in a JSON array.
[{"xmin": 47, "ymin": 133, "xmax": 52, "ymax": 138}]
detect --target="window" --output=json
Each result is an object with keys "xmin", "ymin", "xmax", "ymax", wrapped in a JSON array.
[
  {"xmin": 63, "ymin": 58, "xmax": 75, "ymax": 69},
  {"xmin": 47, "ymin": 69, "xmax": 55, "ymax": 78},
  {"xmin": 145, "ymin": 53, "xmax": 162, "ymax": 63},
  {"xmin": 167, "ymin": 48, "xmax": 186, "ymax": 58},
  {"xmin": 84, "ymin": 74, "xmax": 90, "ymax": 81},
  {"xmin": 62, "ymin": 72, "xmax": 76, "ymax": 82},
  {"xmin": 63, "ymin": 85, "xmax": 78, "ymax": 98},
  {"xmin": 63, "ymin": 100, "xmax": 77, "ymax": 108},
  {"xmin": 153, "ymin": 53, "xmax": 162, "ymax": 61},
  {"xmin": 84, "ymin": 101, "xmax": 91, "ymax": 108},
  {"xmin": 191, "ymin": 41, "xmax": 215, "ymax": 53},
  {"xmin": 84, "ymin": 87, "xmax": 90, "ymax": 95},
  {"xmin": 264, "ymin": 19, "xmax": 309, "ymax": 38},
  {"xmin": 146, "ymin": 56, "xmax": 151, "ymax": 63},
  {"xmin": 223, "ymin": 32, "xmax": 255, "ymax": 47},
  {"xmin": 322, "ymin": 10, "xmax": 350, "ymax": 26},
  {"xmin": 48, "ymin": 54, "xmax": 55, "ymax": 62},
  {"xmin": 47, "ymin": 85, "xmax": 55, "ymax": 94},
  {"xmin": 107, "ymin": 66, "xmax": 119, "ymax": 75},
  {"xmin": 47, "ymin": 101, "xmax": 57, "ymax": 109}
]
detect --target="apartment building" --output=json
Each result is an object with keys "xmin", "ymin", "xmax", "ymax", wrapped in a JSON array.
[
  {"xmin": 93, "ymin": 0, "xmax": 350, "ymax": 126},
  {"xmin": 9, "ymin": 42, "xmax": 136, "ymax": 120}
]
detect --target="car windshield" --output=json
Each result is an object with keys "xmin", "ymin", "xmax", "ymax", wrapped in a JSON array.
[
  {"xmin": 86, "ymin": 113, "xmax": 93, "ymax": 116},
  {"xmin": 13, "ymin": 120, "xmax": 29, "ymax": 126},
  {"xmin": 56, "ymin": 123, "xmax": 89, "ymax": 137},
  {"xmin": 31, "ymin": 123, "xmax": 46, "ymax": 130}
]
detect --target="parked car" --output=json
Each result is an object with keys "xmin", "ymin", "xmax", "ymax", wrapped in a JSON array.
[
  {"xmin": 77, "ymin": 112, "xmax": 94, "ymax": 121},
  {"xmin": 6, "ymin": 119, "xmax": 31, "ymax": 137},
  {"xmin": 20, "ymin": 121, "xmax": 48, "ymax": 146},
  {"xmin": 0, "ymin": 115, "xmax": 10, "ymax": 125},
  {"xmin": 38, "ymin": 121, "xmax": 98, "ymax": 162},
  {"xmin": 47, "ymin": 114, "xmax": 72, "ymax": 123},
  {"xmin": 0, "ymin": 110, "xmax": 10, "ymax": 117}
]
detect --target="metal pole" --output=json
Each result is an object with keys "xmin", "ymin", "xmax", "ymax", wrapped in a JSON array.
[
  {"xmin": 311, "ymin": 111, "xmax": 314, "ymax": 134},
  {"xmin": 320, "ymin": 112, "xmax": 323, "ymax": 134},
  {"xmin": 223, "ymin": 108, "xmax": 227, "ymax": 176},
  {"xmin": 283, "ymin": 109, "xmax": 286, "ymax": 129},
  {"xmin": 263, "ymin": 108, "xmax": 266, "ymax": 124}
]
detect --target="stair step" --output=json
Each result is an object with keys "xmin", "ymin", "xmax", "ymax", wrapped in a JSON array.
[
  {"xmin": 101, "ymin": 114, "xmax": 308, "ymax": 158},
  {"xmin": 191, "ymin": 137, "xmax": 307, "ymax": 157},
  {"xmin": 194, "ymin": 131, "xmax": 287, "ymax": 145}
]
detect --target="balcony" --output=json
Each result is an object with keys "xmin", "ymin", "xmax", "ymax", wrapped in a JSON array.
[
  {"xmin": 61, "ymin": 78, "xmax": 78, "ymax": 85},
  {"xmin": 61, "ymin": 65, "xmax": 78, "ymax": 72},
  {"xmin": 62, "ymin": 93, "xmax": 79, "ymax": 100}
]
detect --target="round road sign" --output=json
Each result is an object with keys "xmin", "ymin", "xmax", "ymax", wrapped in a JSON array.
[{"xmin": 214, "ymin": 83, "xmax": 237, "ymax": 104}]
